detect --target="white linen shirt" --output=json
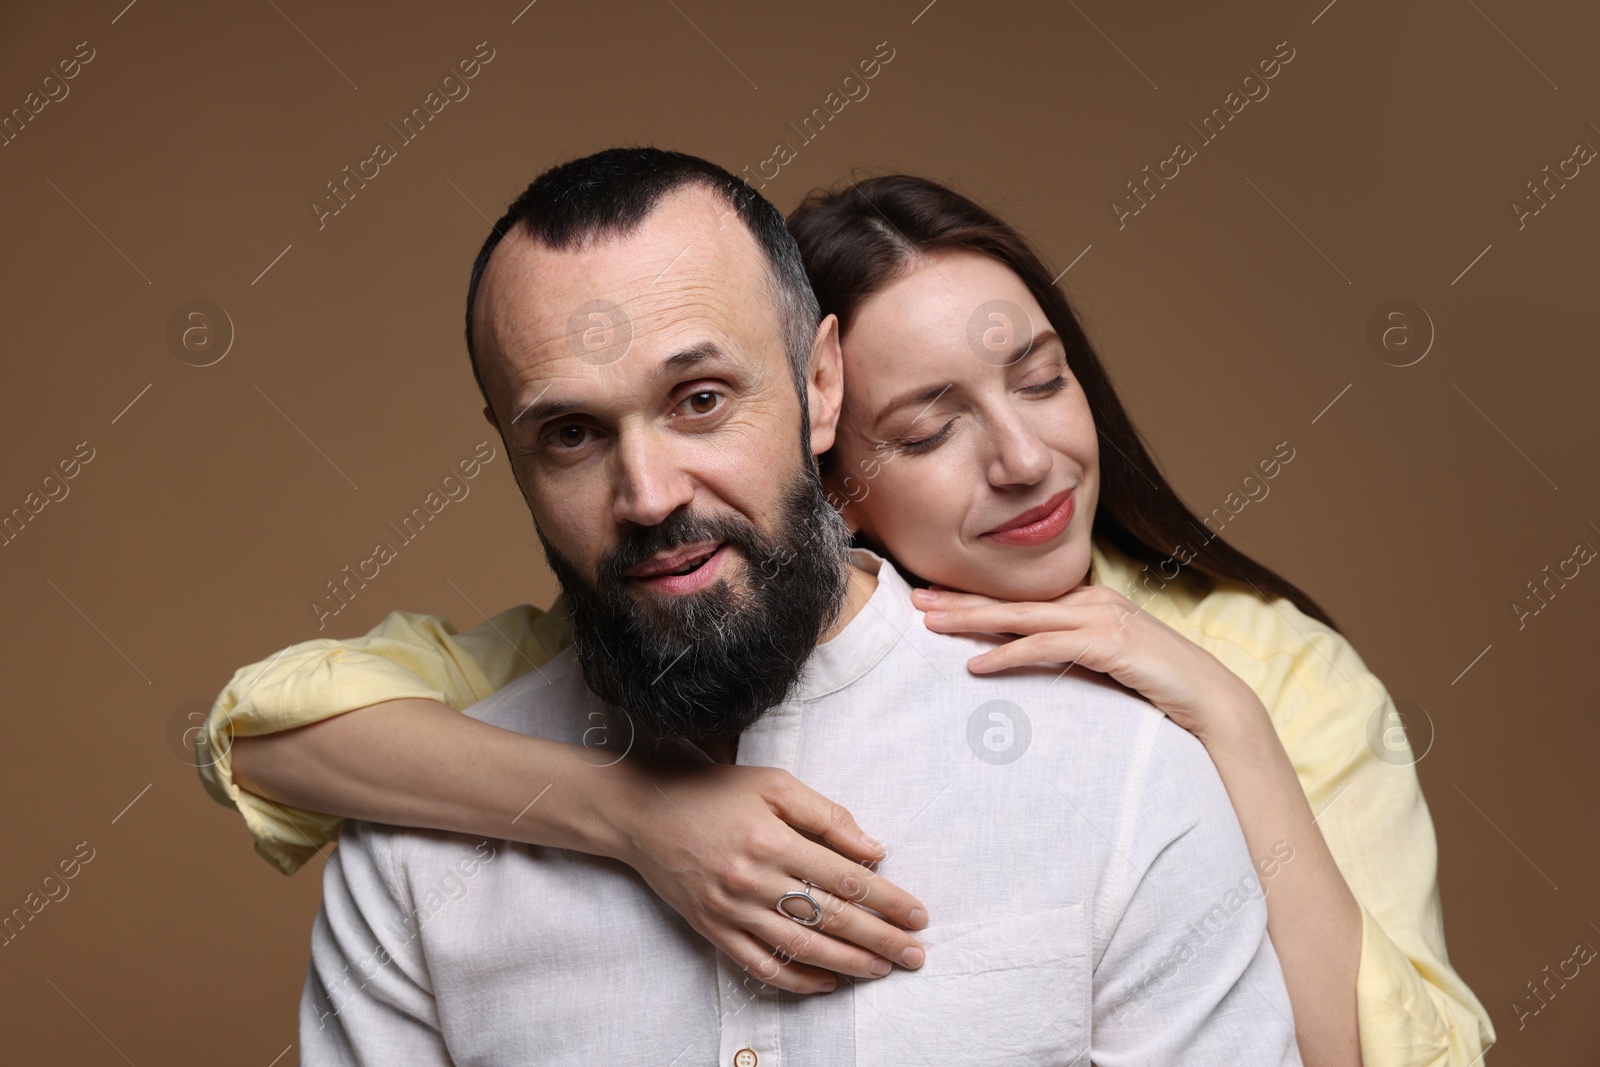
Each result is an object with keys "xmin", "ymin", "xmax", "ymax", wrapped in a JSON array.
[{"xmin": 300, "ymin": 551, "xmax": 1303, "ymax": 1066}]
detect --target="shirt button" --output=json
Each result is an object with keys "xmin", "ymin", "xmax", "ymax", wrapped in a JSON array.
[{"xmin": 734, "ymin": 1050, "xmax": 758, "ymax": 1067}]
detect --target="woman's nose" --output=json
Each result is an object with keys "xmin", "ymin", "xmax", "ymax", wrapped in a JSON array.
[{"xmin": 987, "ymin": 415, "xmax": 1053, "ymax": 488}]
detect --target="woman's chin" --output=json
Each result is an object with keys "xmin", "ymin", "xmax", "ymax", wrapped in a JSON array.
[{"xmin": 930, "ymin": 550, "xmax": 1090, "ymax": 603}]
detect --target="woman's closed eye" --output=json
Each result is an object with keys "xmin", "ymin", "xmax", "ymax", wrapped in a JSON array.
[
  {"xmin": 891, "ymin": 417, "xmax": 958, "ymax": 455},
  {"xmin": 1020, "ymin": 373, "xmax": 1070, "ymax": 397}
]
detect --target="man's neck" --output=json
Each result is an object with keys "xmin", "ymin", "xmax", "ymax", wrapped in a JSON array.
[
  {"xmin": 696, "ymin": 562, "xmax": 877, "ymax": 764},
  {"xmin": 697, "ymin": 736, "xmax": 741, "ymax": 763},
  {"xmin": 819, "ymin": 560, "xmax": 877, "ymax": 644}
]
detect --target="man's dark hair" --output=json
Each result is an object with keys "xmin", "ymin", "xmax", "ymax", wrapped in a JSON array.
[{"xmin": 464, "ymin": 146, "xmax": 820, "ymax": 408}]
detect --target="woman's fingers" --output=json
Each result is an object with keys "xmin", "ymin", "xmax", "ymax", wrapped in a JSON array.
[
  {"xmin": 762, "ymin": 884, "xmax": 915, "ymax": 980},
  {"xmin": 761, "ymin": 770, "xmax": 888, "ymax": 865},
  {"xmin": 626, "ymin": 763, "xmax": 930, "ymax": 994},
  {"xmin": 772, "ymin": 843, "xmax": 927, "ymax": 966},
  {"xmin": 720, "ymin": 927, "xmax": 841, "ymax": 994},
  {"xmin": 966, "ymin": 631, "xmax": 1108, "ymax": 675},
  {"xmin": 922, "ymin": 601, "xmax": 1066, "ymax": 635},
  {"xmin": 803, "ymin": 842, "xmax": 927, "ymax": 933},
  {"xmin": 924, "ymin": 600, "xmax": 1122, "ymax": 638},
  {"xmin": 803, "ymin": 871, "xmax": 927, "ymax": 968},
  {"xmin": 912, "ymin": 587, "xmax": 1003, "ymax": 611},
  {"xmin": 760, "ymin": 770, "xmax": 928, "ymax": 930},
  {"xmin": 719, "ymin": 885, "xmax": 915, "ymax": 993}
]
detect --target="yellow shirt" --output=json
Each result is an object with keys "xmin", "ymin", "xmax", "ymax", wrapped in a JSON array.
[{"xmin": 199, "ymin": 537, "xmax": 1494, "ymax": 1065}]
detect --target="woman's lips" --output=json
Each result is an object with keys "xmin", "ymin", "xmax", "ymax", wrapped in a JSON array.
[{"xmin": 980, "ymin": 489, "xmax": 1075, "ymax": 547}]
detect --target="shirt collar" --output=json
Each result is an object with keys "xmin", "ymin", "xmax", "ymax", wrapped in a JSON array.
[
  {"xmin": 794, "ymin": 540, "xmax": 1167, "ymax": 707},
  {"xmin": 793, "ymin": 548, "xmax": 915, "ymax": 702}
]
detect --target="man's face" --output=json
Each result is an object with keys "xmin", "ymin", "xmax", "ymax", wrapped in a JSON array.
[{"xmin": 473, "ymin": 184, "xmax": 850, "ymax": 738}]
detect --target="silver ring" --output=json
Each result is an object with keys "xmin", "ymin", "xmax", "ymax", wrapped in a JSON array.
[{"xmin": 775, "ymin": 880, "xmax": 824, "ymax": 927}]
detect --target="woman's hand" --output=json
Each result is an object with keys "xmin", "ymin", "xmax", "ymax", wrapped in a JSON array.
[
  {"xmin": 233, "ymin": 698, "xmax": 926, "ymax": 996},
  {"xmin": 913, "ymin": 584, "xmax": 1264, "ymax": 745},
  {"xmin": 602, "ymin": 758, "xmax": 929, "ymax": 995}
]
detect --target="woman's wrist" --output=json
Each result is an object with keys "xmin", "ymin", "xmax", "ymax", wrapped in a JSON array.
[
  {"xmin": 575, "ymin": 756, "xmax": 651, "ymax": 865},
  {"xmin": 494, "ymin": 734, "xmax": 648, "ymax": 863},
  {"xmin": 1190, "ymin": 684, "xmax": 1277, "ymax": 756}
]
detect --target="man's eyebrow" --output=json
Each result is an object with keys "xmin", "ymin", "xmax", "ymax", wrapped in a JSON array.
[
  {"xmin": 507, "ymin": 342, "xmax": 742, "ymax": 435},
  {"xmin": 510, "ymin": 385, "xmax": 568, "ymax": 431},
  {"xmin": 511, "ymin": 398, "xmax": 579, "ymax": 432},
  {"xmin": 660, "ymin": 340, "xmax": 739, "ymax": 376}
]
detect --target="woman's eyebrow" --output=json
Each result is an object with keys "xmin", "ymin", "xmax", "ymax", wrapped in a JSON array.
[
  {"xmin": 874, "ymin": 381, "xmax": 954, "ymax": 430},
  {"xmin": 1000, "ymin": 328, "xmax": 1062, "ymax": 366}
]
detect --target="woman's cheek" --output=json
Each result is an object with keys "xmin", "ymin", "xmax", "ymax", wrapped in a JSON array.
[
  {"xmin": 868, "ymin": 470, "xmax": 971, "ymax": 577},
  {"xmin": 1052, "ymin": 394, "xmax": 1098, "ymax": 465}
]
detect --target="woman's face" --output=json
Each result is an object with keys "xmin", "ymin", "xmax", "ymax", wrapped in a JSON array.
[{"xmin": 826, "ymin": 250, "xmax": 1100, "ymax": 601}]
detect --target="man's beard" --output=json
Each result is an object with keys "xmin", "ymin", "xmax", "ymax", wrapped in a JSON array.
[{"xmin": 537, "ymin": 467, "xmax": 852, "ymax": 742}]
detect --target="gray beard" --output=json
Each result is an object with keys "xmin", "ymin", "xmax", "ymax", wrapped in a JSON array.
[{"xmin": 537, "ymin": 465, "xmax": 852, "ymax": 742}]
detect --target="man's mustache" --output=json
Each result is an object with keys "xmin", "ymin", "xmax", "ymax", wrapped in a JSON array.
[{"xmin": 597, "ymin": 508, "xmax": 766, "ymax": 584}]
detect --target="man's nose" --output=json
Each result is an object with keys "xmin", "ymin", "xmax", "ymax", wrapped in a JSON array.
[
  {"xmin": 986, "ymin": 410, "xmax": 1053, "ymax": 488},
  {"xmin": 611, "ymin": 430, "xmax": 696, "ymax": 527}
]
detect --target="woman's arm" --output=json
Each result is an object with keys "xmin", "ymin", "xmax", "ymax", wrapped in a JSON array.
[
  {"xmin": 205, "ymin": 603, "xmax": 928, "ymax": 992},
  {"xmin": 200, "ymin": 604, "xmax": 561, "ymax": 872},
  {"xmin": 1175, "ymin": 689, "xmax": 1363, "ymax": 1067},
  {"xmin": 232, "ymin": 698, "xmax": 929, "ymax": 993}
]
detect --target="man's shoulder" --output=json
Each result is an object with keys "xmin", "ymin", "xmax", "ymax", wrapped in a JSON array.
[
  {"xmin": 888, "ymin": 618, "xmax": 1236, "ymax": 824},
  {"xmin": 896, "ymin": 614, "xmax": 1167, "ymax": 733},
  {"xmin": 331, "ymin": 815, "xmax": 508, "ymax": 904},
  {"xmin": 458, "ymin": 646, "xmax": 590, "ymax": 736}
]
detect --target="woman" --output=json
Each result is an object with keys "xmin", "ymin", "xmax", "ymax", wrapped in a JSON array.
[{"xmin": 202, "ymin": 174, "xmax": 1493, "ymax": 1065}]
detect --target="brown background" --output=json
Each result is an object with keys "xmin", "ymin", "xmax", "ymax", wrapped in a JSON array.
[{"xmin": 1, "ymin": 0, "xmax": 1596, "ymax": 1063}]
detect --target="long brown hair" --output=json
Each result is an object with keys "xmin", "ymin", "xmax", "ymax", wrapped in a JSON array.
[{"xmin": 787, "ymin": 174, "xmax": 1340, "ymax": 632}]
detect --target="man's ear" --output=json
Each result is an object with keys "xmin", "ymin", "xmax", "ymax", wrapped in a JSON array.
[
  {"xmin": 805, "ymin": 314, "xmax": 844, "ymax": 457},
  {"xmin": 482, "ymin": 403, "xmax": 498, "ymax": 430}
]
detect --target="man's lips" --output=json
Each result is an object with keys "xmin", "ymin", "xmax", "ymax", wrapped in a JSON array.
[
  {"xmin": 980, "ymin": 489, "xmax": 1075, "ymax": 547},
  {"xmin": 626, "ymin": 541, "xmax": 729, "ymax": 595}
]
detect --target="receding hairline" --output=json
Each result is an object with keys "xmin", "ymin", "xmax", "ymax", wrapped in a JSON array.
[{"xmin": 469, "ymin": 182, "xmax": 792, "ymax": 383}]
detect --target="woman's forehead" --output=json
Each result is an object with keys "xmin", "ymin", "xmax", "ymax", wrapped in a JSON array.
[{"xmin": 842, "ymin": 252, "xmax": 1044, "ymax": 392}]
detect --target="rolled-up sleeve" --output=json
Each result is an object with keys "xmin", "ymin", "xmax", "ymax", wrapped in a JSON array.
[{"xmin": 198, "ymin": 602, "xmax": 568, "ymax": 874}]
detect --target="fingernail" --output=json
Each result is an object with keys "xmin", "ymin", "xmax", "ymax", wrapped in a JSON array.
[
  {"xmin": 869, "ymin": 958, "xmax": 892, "ymax": 977},
  {"xmin": 861, "ymin": 834, "xmax": 885, "ymax": 854},
  {"xmin": 908, "ymin": 908, "xmax": 927, "ymax": 927},
  {"xmin": 818, "ymin": 979, "xmax": 837, "ymax": 993},
  {"xmin": 901, "ymin": 945, "xmax": 925, "ymax": 968},
  {"xmin": 924, "ymin": 610, "xmax": 946, "ymax": 622}
]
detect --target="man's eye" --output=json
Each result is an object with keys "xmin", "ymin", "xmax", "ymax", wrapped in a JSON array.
[
  {"xmin": 546, "ymin": 424, "xmax": 592, "ymax": 449},
  {"xmin": 683, "ymin": 391, "xmax": 720, "ymax": 415}
]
